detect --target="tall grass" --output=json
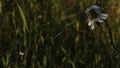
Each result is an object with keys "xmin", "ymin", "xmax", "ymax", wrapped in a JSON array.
[{"xmin": 0, "ymin": 0, "xmax": 120, "ymax": 68}]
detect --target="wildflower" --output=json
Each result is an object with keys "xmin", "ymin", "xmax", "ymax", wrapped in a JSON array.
[
  {"xmin": 85, "ymin": 5, "xmax": 108, "ymax": 30},
  {"xmin": 19, "ymin": 51, "xmax": 24, "ymax": 60}
]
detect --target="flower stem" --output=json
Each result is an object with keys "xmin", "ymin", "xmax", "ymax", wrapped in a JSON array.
[{"xmin": 104, "ymin": 20, "xmax": 120, "ymax": 52}]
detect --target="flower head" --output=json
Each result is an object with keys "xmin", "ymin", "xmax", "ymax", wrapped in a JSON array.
[
  {"xmin": 19, "ymin": 51, "xmax": 24, "ymax": 60},
  {"xmin": 85, "ymin": 5, "xmax": 108, "ymax": 30},
  {"xmin": 19, "ymin": 51, "xmax": 24, "ymax": 56}
]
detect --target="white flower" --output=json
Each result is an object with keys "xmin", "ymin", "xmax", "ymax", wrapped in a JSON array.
[
  {"xmin": 19, "ymin": 51, "xmax": 24, "ymax": 56},
  {"xmin": 85, "ymin": 5, "xmax": 108, "ymax": 30},
  {"xmin": 19, "ymin": 51, "xmax": 24, "ymax": 60}
]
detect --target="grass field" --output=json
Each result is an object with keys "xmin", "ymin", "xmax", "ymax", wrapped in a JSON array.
[{"xmin": 0, "ymin": 0, "xmax": 120, "ymax": 68}]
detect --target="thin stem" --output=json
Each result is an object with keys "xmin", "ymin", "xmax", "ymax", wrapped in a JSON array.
[{"xmin": 104, "ymin": 20, "xmax": 120, "ymax": 52}]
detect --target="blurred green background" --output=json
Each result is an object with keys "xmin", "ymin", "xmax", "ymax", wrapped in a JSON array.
[{"xmin": 0, "ymin": 0, "xmax": 120, "ymax": 68}]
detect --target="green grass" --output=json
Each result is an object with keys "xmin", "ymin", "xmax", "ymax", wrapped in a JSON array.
[{"xmin": 0, "ymin": 0, "xmax": 120, "ymax": 68}]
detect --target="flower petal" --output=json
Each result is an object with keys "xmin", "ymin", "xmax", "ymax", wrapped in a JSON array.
[
  {"xmin": 100, "ymin": 14, "xmax": 108, "ymax": 19},
  {"xmin": 96, "ymin": 18, "xmax": 104, "ymax": 22},
  {"xmin": 90, "ymin": 5, "xmax": 101, "ymax": 14},
  {"xmin": 91, "ymin": 24, "xmax": 95, "ymax": 30},
  {"xmin": 88, "ymin": 20, "xmax": 96, "ymax": 30},
  {"xmin": 88, "ymin": 20, "xmax": 95, "ymax": 26}
]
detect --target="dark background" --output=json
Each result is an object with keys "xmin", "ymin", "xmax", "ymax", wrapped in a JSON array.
[{"xmin": 0, "ymin": 0, "xmax": 120, "ymax": 68}]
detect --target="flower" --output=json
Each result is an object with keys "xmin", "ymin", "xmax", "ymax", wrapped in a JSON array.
[
  {"xmin": 85, "ymin": 5, "xmax": 108, "ymax": 30},
  {"xmin": 19, "ymin": 51, "xmax": 24, "ymax": 56},
  {"xmin": 19, "ymin": 51, "xmax": 24, "ymax": 60}
]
